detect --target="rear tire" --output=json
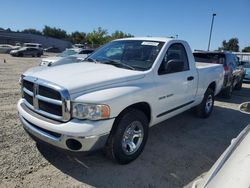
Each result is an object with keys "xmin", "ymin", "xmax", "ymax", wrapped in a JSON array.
[
  {"xmin": 196, "ymin": 88, "xmax": 214, "ymax": 118},
  {"xmin": 106, "ymin": 109, "xmax": 148, "ymax": 164},
  {"xmin": 222, "ymin": 81, "xmax": 233, "ymax": 98},
  {"xmin": 235, "ymin": 77, "xmax": 243, "ymax": 90}
]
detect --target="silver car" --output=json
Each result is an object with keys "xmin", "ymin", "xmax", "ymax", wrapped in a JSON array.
[
  {"xmin": 40, "ymin": 48, "xmax": 94, "ymax": 67},
  {"xmin": 10, "ymin": 47, "xmax": 42, "ymax": 57},
  {"xmin": 40, "ymin": 56, "xmax": 83, "ymax": 67}
]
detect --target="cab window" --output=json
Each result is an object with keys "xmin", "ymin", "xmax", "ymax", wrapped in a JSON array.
[{"xmin": 158, "ymin": 43, "xmax": 189, "ymax": 75}]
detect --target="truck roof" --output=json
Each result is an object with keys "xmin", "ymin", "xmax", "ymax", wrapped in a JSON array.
[
  {"xmin": 115, "ymin": 37, "xmax": 175, "ymax": 43},
  {"xmin": 193, "ymin": 50, "xmax": 234, "ymax": 55}
]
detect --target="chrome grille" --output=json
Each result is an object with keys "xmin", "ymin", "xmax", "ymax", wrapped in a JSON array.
[{"xmin": 21, "ymin": 76, "xmax": 71, "ymax": 122}]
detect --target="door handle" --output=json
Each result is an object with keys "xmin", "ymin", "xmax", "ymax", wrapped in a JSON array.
[{"xmin": 187, "ymin": 76, "xmax": 194, "ymax": 81}]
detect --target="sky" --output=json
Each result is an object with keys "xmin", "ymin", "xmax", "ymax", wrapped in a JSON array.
[{"xmin": 1, "ymin": 0, "xmax": 250, "ymax": 51}]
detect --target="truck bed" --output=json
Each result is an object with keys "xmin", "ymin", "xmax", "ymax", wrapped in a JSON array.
[
  {"xmin": 196, "ymin": 62, "xmax": 222, "ymax": 69},
  {"xmin": 195, "ymin": 62, "xmax": 224, "ymax": 96}
]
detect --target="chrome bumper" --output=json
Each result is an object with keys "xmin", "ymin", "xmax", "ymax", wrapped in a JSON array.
[{"xmin": 19, "ymin": 114, "xmax": 109, "ymax": 152}]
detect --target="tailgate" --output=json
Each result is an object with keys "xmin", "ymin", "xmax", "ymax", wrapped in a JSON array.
[{"xmin": 196, "ymin": 62, "xmax": 223, "ymax": 69}]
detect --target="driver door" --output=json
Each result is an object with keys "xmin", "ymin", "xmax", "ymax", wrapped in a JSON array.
[{"xmin": 154, "ymin": 43, "xmax": 196, "ymax": 119}]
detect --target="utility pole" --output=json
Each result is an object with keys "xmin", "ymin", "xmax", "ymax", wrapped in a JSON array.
[{"xmin": 207, "ymin": 13, "xmax": 216, "ymax": 51}]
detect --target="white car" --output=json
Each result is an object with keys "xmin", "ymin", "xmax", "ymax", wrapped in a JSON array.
[
  {"xmin": 190, "ymin": 123, "xmax": 250, "ymax": 188},
  {"xmin": 40, "ymin": 56, "xmax": 83, "ymax": 67},
  {"xmin": 40, "ymin": 48, "xmax": 94, "ymax": 66},
  {"xmin": 188, "ymin": 102, "xmax": 250, "ymax": 188},
  {"xmin": 23, "ymin": 43, "xmax": 43, "ymax": 55},
  {"xmin": 18, "ymin": 37, "xmax": 224, "ymax": 164},
  {"xmin": 0, "ymin": 44, "xmax": 19, "ymax": 53}
]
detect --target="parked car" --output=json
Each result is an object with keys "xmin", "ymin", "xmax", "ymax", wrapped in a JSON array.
[
  {"xmin": 58, "ymin": 48, "xmax": 94, "ymax": 57},
  {"xmin": 40, "ymin": 56, "xmax": 82, "ymax": 67},
  {"xmin": 193, "ymin": 51, "xmax": 245, "ymax": 98},
  {"xmin": 73, "ymin": 49, "xmax": 94, "ymax": 60},
  {"xmin": 239, "ymin": 61, "xmax": 250, "ymax": 83},
  {"xmin": 23, "ymin": 43, "xmax": 43, "ymax": 55},
  {"xmin": 73, "ymin": 44, "xmax": 85, "ymax": 48},
  {"xmin": 0, "ymin": 44, "xmax": 19, "ymax": 53},
  {"xmin": 10, "ymin": 47, "xmax": 43, "ymax": 57},
  {"xmin": 189, "ymin": 123, "xmax": 250, "ymax": 188},
  {"xmin": 44, "ymin": 47, "xmax": 61, "ymax": 53},
  {"xmin": 23, "ymin": 43, "xmax": 42, "ymax": 48},
  {"xmin": 17, "ymin": 37, "xmax": 224, "ymax": 164},
  {"xmin": 41, "ymin": 48, "xmax": 94, "ymax": 66}
]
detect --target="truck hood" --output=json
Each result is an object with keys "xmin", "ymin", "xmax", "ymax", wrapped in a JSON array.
[{"xmin": 23, "ymin": 62, "xmax": 145, "ymax": 96}]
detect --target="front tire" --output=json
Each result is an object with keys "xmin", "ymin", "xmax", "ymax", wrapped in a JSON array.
[
  {"xmin": 196, "ymin": 88, "xmax": 215, "ymax": 118},
  {"xmin": 106, "ymin": 109, "xmax": 148, "ymax": 164}
]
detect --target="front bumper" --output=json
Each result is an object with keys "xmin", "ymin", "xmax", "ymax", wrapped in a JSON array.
[{"xmin": 17, "ymin": 99, "xmax": 114, "ymax": 152}]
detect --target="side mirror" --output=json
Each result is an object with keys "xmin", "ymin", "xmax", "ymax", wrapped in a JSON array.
[
  {"xmin": 239, "ymin": 102, "xmax": 250, "ymax": 114},
  {"xmin": 164, "ymin": 59, "xmax": 184, "ymax": 73}
]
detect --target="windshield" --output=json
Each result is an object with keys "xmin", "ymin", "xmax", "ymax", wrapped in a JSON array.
[
  {"xmin": 19, "ymin": 47, "xmax": 27, "ymax": 50},
  {"xmin": 58, "ymin": 49, "xmax": 78, "ymax": 57},
  {"xmin": 193, "ymin": 53, "xmax": 226, "ymax": 65},
  {"xmin": 87, "ymin": 40, "xmax": 164, "ymax": 71}
]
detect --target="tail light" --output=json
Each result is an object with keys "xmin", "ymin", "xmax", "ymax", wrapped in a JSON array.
[{"xmin": 224, "ymin": 66, "xmax": 229, "ymax": 71}]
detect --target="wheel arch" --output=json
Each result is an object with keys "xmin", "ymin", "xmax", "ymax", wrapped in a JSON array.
[
  {"xmin": 109, "ymin": 102, "xmax": 151, "ymax": 135},
  {"xmin": 208, "ymin": 81, "xmax": 216, "ymax": 92}
]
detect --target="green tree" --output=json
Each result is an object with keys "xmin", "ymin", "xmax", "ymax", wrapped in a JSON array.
[
  {"xmin": 86, "ymin": 27, "xmax": 109, "ymax": 45},
  {"xmin": 42, "ymin": 25, "xmax": 68, "ymax": 39},
  {"xmin": 219, "ymin": 38, "xmax": 239, "ymax": 52},
  {"xmin": 10, "ymin": 26, "xmax": 135, "ymax": 46},
  {"xmin": 110, "ymin": 30, "xmax": 134, "ymax": 40},
  {"xmin": 70, "ymin": 31, "xmax": 86, "ymax": 44},
  {"xmin": 242, "ymin": 46, "xmax": 250, "ymax": 52},
  {"xmin": 22, "ymin": 28, "xmax": 42, "ymax": 35}
]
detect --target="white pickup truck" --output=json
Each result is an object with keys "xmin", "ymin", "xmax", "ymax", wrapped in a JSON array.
[{"xmin": 17, "ymin": 37, "xmax": 224, "ymax": 164}]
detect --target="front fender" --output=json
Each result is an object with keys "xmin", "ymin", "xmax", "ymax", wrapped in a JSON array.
[{"xmin": 73, "ymin": 86, "xmax": 153, "ymax": 118}]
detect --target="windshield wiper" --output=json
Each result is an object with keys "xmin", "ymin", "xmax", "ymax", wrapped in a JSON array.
[
  {"xmin": 100, "ymin": 57, "xmax": 135, "ymax": 70},
  {"xmin": 84, "ymin": 57, "xmax": 135, "ymax": 70},
  {"xmin": 83, "ymin": 57, "xmax": 99, "ymax": 63}
]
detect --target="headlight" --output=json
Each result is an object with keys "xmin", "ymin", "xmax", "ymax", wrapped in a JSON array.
[
  {"xmin": 72, "ymin": 103, "xmax": 110, "ymax": 120},
  {"xmin": 19, "ymin": 74, "xmax": 24, "ymax": 97},
  {"xmin": 19, "ymin": 74, "xmax": 24, "ymax": 86},
  {"xmin": 39, "ymin": 61, "xmax": 51, "ymax": 66}
]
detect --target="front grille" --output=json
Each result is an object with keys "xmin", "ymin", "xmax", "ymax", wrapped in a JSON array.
[
  {"xmin": 22, "ymin": 77, "xmax": 70, "ymax": 121},
  {"xmin": 39, "ymin": 85, "xmax": 61, "ymax": 100},
  {"xmin": 39, "ymin": 100, "xmax": 62, "ymax": 116},
  {"xmin": 24, "ymin": 92, "xmax": 33, "ymax": 105},
  {"xmin": 23, "ymin": 80, "xmax": 33, "ymax": 92}
]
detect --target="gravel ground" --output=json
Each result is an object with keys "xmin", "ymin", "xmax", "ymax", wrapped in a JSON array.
[{"xmin": 0, "ymin": 53, "xmax": 249, "ymax": 188}]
